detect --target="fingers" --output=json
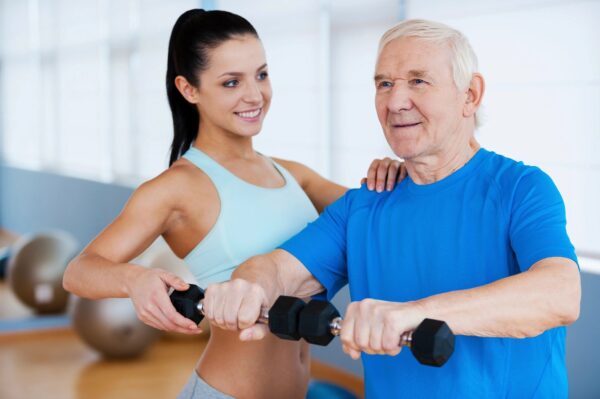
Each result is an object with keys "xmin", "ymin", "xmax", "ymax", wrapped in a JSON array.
[
  {"xmin": 367, "ymin": 319, "xmax": 384, "ymax": 355},
  {"xmin": 239, "ymin": 324, "xmax": 270, "ymax": 341},
  {"xmin": 157, "ymin": 290, "xmax": 203, "ymax": 333},
  {"xmin": 365, "ymin": 161, "xmax": 378, "ymax": 191},
  {"xmin": 381, "ymin": 324, "xmax": 402, "ymax": 356},
  {"xmin": 340, "ymin": 303, "xmax": 360, "ymax": 359},
  {"xmin": 397, "ymin": 162, "xmax": 407, "ymax": 183},
  {"xmin": 138, "ymin": 290, "xmax": 202, "ymax": 335},
  {"xmin": 340, "ymin": 299, "xmax": 409, "ymax": 359},
  {"xmin": 162, "ymin": 273, "xmax": 189, "ymax": 291},
  {"xmin": 203, "ymin": 279, "xmax": 267, "ymax": 333},
  {"xmin": 374, "ymin": 158, "xmax": 391, "ymax": 192},
  {"xmin": 237, "ymin": 287, "xmax": 265, "ymax": 330},
  {"xmin": 130, "ymin": 269, "xmax": 200, "ymax": 334},
  {"xmin": 365, "ymin": 158, "xmax": 402, "ymax": 192},
  {"xmin": 343, "ymin": 345, "xmax": 362, "ymax": 360},
  {"xmin": 385, "ymin": 162, "xmax": 400, "ymax": 191}
]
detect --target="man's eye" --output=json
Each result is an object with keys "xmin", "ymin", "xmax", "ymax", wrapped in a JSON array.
[
  {"xmin": 224, "ymin": 80, "xmax": 239, "ymax": 87},
  {"xmin": 377, "ymin": 81, "xmax": 392, "ymax": 88},
  {"xmin": 412, "ymin": 79, "xmax": 426, "ymax": 85}
]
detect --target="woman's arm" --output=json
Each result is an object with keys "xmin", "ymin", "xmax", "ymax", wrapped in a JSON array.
[
  {"xmin": 273, "ymin": 159, "xmax": 345, "ymax": 213},
  {"xmin": 63, "ymin": 168, "xmax": 203, "ymax": 334},
  {"xmin": 274, "ymin": 157, "xmax": 404, "ymax": 213}
]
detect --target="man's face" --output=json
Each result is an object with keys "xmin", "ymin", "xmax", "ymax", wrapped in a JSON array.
[{"xmin": 374, "ymin": 37, "xmax": 469, "ymax": 160}]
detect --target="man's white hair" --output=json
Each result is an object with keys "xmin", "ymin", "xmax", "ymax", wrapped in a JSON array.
[{"xmin": 378, "ymin": 19, "xmax": 482, "ymax": 128}]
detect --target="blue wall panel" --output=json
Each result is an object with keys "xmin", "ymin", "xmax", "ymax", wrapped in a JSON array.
[{"xmin": 0, "ymin": 166, "xmax": 133, "ymax": 247}]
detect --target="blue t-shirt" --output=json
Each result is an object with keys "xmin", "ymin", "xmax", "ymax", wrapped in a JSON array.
[{"xmin": 280, "ymin": 148, "xmax": 578, "ymax": 398}]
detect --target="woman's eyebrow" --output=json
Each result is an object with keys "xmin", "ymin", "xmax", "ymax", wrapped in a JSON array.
[{"xmin": 218, "ymin": 63, "xmax": 268, "ymax": 78}]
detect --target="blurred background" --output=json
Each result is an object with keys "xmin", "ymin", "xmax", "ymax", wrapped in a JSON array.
[{"xmin": 0, "ymin": 0, "xmax": 598, "ymax": 398}]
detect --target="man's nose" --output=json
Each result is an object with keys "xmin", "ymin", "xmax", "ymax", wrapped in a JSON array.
[{"xmin": 387, "ymin": 84, "xmax": 413, "ymax": 112}]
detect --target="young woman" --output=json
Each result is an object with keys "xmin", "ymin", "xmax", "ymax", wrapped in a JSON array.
[{"xmin": 63, "ymin": 9, "xmax": 403, "ymax": 399}]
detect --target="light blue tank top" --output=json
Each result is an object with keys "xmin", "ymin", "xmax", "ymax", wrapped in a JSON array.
[{"xmin": 182, "ymin": 147, "xmax": 319, "ymax": 287}]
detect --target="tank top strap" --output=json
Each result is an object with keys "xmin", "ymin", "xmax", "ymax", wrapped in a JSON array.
[
  {"xmin": 179, "ymin": 146, "xmax": 318, "ymax": 287},
  {"xmin": 262, "ymin": 156, "xmax": 300, "ymax": 192},
  {"xmin": 182, "ymin": 147, "xmax": 233, "ymax": 192}
]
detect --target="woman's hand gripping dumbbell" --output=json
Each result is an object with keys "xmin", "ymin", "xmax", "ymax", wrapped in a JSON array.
[
  {"xmin": 170, "ymin": 283, "xmax": 308, "ymax": 341},
  {"xmin": 296, "ymin": 299, "xmax": 455, "ymax": 367}
]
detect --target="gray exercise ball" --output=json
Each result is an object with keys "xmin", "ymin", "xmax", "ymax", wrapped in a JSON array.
[
  {"xmin": 72, "ymin": 297, "xmax": 161, "ymax": 358},
  {"xmin": 6, "ymin": 231, "xmax": 78, "ymax": 314}
]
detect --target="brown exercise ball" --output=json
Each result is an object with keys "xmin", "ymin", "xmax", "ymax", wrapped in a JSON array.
[
  {"xmin": 6, "ymin": 231, "xmax": 78, "ymax": 314},
  {"xmin": 72, "ymin": 297, "xmax": 161, "ymax": 358}
]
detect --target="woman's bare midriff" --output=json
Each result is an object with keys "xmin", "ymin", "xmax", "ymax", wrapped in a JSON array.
[{"xmin": 196, "ymin": 328, "xmax": 310, "ymax": 399}]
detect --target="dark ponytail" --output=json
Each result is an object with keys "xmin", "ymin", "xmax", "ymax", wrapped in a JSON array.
[{"xmin": 166, "ymin": 9, "xmax": 258, "ymax": 166}]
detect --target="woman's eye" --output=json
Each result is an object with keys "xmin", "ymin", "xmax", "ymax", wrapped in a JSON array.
[
  {"xmin": 223, "ymin": 79, "xmax": 239, "ymax": 87},
  {"xmin": 258, "ymin": 71, "xmax": 269, "ymax": 80}
]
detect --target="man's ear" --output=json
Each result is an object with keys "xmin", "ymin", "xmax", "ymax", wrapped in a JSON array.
[
  {"xmin": 463, "ymin": 73, "xmax": 485, "ymax": 118},
  {"xmin": 174, "ymin": 75, "xmax": 199, "ymax": 104}
]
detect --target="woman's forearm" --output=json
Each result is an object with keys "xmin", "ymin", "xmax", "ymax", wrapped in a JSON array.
[{"xmin": 63, "ymin": 252, "xmax": 145, "ymax": 299}]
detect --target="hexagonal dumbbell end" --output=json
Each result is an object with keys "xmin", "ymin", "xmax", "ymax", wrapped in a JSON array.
[
  {"xmin": 298, "ymin": 299, "xmax": 340, "ymax": 346},
  {"xmin": 410, "ymin": 318, "xmax": 455, "ymax": 367},
  {"xmin": 268, "ymin": 296, "xmax": 306, "ymax": 341},
  {"xmin": 170, "ymin": 284, "xmax": 205, "ymax": 325}
]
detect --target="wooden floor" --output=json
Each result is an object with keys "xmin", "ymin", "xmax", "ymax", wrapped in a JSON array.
[
  {"xmin": 0, "ymin": 282, "xmax": 364, "ymax": 399},
  {"xmin": 1, "ymin": 329, "xmax": 206, "ymax": 399}
]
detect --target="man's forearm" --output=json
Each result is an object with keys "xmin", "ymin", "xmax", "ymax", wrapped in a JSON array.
[
  {"xmin": 231, "ymin": 249, "xmax": 324, "ymax": 304},
  {"xmin": 416, "ymin": 257, "xmax": 581, "ymax": 338}
]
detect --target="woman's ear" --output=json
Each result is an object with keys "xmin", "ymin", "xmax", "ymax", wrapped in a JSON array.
[
  {"xmin": 174, "ymin": 76, "xmax": 199, "ymax": 104},
  {"xmin": 463, "ymin": 73, "xmax": 485, "ymax": 119}
]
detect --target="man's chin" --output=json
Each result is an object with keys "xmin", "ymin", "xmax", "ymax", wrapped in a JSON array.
[{"xmin": 389, "ymin": 145, "xmax": 419, "ymax": 161}]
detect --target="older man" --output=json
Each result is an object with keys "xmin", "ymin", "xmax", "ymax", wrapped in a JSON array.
[{"xmin": 202, "ymin": 19, "xmax": 580, "ymax": 398}]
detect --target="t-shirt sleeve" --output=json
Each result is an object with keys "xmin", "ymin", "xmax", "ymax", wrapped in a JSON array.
[
  {"xmin": 509, "ymin": 167, "xmax": 578, "ymax": 271},
  {"xmin": 278, "ymin": 192, "xmax": 350, "ymax": 300}
]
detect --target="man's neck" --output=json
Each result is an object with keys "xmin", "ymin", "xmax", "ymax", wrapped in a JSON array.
[{"xmin": 405, "ymin": 137, "xmax": 480, "ymax": 185}]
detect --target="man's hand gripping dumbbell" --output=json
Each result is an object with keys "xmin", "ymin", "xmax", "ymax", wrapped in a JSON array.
[
  {"xmin": 297, "ymin": 298, "xmax": 454, "ymax": 367},
  {"xmin": 170, "ymin": 283, "xmax": 309, "ymax": 341},
  {"xmin": 171, "ymin": 283, "xmax": 455, "ymax": 367}
]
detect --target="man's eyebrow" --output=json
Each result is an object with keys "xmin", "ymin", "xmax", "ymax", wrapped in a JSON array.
[
  {"xmin": 218, "ymin": 63, "xmax": 268, "ymax": 78},
  {"xmin": 407, "ymin": 69, "xmax": 429, "ymax": 78},
  {"xmin": 374, "ymin": 70, "xmax": 431, "ymax": 81}
]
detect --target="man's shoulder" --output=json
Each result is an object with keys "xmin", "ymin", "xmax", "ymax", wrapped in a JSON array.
[
  {"xmin": 343, "ymin": 184, "xmax": 386, "ymax": 207},
  {"xmin": 479, "ymin": 149, "xmax": 560, "ymax": 206},
  {"xmin": 480, "ymin": 149, "xmax": 550, "ymax": 190}
]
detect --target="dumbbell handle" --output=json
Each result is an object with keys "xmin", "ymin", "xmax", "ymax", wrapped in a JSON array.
[
  {"xmin": 330, "ymin": 317, "xmax": 413, "ymax": 347},
  {"xmin": 195, "ymin": 300, "xmax": 270, "ymax": 325}
]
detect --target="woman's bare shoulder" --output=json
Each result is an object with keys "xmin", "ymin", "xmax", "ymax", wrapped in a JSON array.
[{"xmin": 134, "ymin": 158, "xmax": 214, "ymax": 207}]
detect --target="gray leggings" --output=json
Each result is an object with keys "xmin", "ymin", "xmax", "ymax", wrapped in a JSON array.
[{"xmin": 177, "ymin": 371, "xmax": 235, "ymax": 399}]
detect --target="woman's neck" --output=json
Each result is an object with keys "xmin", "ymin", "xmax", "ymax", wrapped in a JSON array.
[{"xmin": 194, "ymin": 128, "xmax": 256, "ymax": 162}]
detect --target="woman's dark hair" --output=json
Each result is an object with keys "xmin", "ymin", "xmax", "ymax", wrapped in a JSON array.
[{"xmin": 166, "ymin": 9, "xmax": 258, "ymax": 166}]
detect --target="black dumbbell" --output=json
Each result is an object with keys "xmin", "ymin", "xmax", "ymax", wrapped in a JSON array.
[
  {"xmin": 298, "ymin": 299, "xmax": 455, "ymax": 367},
  {"xmin": 170, "ymin": 284, "xmax": 307, "ymax": 340}
]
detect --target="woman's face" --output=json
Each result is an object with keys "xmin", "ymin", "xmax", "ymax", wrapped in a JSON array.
[{"xmin": 195, "ymin": 35, "xmax": 272, "ymax": 139}]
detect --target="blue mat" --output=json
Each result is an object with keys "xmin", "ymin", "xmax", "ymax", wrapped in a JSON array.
[{"xmin": 0, "ymin": 314, "xmax": 71, "ymax": 334}]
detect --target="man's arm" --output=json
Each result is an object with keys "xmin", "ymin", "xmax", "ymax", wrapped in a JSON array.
[
  {"xmin": 201, "ymin": 249, "xmax": 323, "ymax": 341},
  {"xmin": 202, "ymin": 188, "xmax": 354, "ymax": 339},
  {"xmin": 232, "ymin": 249, "xmax": 324, "ymax": 302},
  {"xmin": 418, "ymin": 257, "xmax": 580, "ymax": 337},
  {"xmin": 339, "ymin": 257, "xmax": 580, "ymax": 359}
]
